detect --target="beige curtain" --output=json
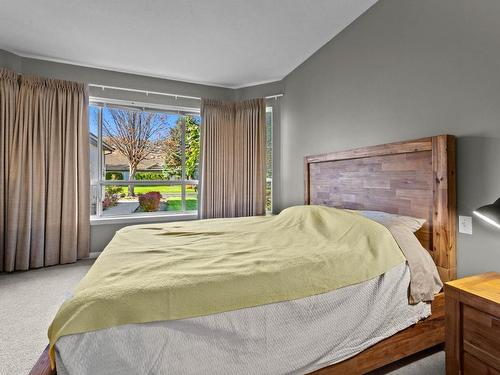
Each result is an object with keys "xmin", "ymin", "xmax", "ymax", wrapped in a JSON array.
[
  {"xmin": 200, "ymin": 98, "xmax": 266, "ymax": 219},
  {"xmin": 0, "ymin": 68, "xmax": 19, "ymax": 272},
  {"xmin": 3, "ymin": 75, "xmax": 90, "ymax": 272}
]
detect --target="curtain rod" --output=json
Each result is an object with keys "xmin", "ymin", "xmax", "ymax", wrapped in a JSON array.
[{"xmin": 88, "ymin": 84, "xmax": 283, "ymax": 101}]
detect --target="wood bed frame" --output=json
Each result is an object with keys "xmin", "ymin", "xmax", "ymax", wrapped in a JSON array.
[
  {"xmin": 305, "ymin": 134, "xmax": 456, "ymax": 374},
  {"xmin": 31, "ymin": 135, "xmax": 456, "ymax": 375}
]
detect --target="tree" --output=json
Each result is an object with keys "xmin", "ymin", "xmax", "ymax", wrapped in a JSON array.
[
  {"xmin": 103, "ymin": 108, "xmax": 164, "ymax": 196},
  {"xmin": 185, "ymin": 116, "xmax": 200, "ymax": 180},
  {"xmin": 162, "ymin": 116, "xmax": 200, "ymax": 180},
  {"xmin": 162, "ymin": 122, "xmax": 182, "ymax": 179}
]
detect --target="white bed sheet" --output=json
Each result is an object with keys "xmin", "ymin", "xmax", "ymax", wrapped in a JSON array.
[{"xmin": 55, "ymin": 262, "xmax": 430, "ymax": 375}]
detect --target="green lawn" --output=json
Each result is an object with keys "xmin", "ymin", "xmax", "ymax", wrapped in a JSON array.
[
  {"xmin": 165, "ymin": 198, "xmax": 198, "ymax": 211},
  {"xmin": 111, "ymin": 185, "xmax": 197, "ymax": 195},
  {"xmin": 134, "ymin": 197, "xmax": 198, "ymax": 212}
]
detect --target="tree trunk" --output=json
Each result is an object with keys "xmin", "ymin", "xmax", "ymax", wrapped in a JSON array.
[{"xmin": 128, "ymin": 165, "xmax": 137, "ymax": 196}]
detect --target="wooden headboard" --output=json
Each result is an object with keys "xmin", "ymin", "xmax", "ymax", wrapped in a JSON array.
[{"xmin": 304, "ymin": 135, "xmax": 456, "ymax": 282}]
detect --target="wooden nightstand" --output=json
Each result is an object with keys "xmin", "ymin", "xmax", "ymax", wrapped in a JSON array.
[{"xmin": 445, "ymin": 272, "xmax": 500, "ymax": 375}]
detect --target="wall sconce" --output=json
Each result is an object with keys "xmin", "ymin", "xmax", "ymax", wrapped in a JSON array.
[{"xmin": 473, "ymin": 198, "xmax": 500, "ymax": 229}]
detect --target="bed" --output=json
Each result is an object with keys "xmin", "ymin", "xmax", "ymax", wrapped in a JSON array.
[{"xmin": 30, "ymin": 134, "xmax": 456, "ymax": 375}]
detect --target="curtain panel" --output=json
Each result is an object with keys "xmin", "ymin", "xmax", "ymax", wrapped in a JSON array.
[
  {"xmin": 0, "ymin": 68, "xmax": 19, "ymax": 272},
  {"xmin": 200, "ymin": 98, "xmax": 266, "ymax": 219},
  {"xmin": 2, "ymin": 74, "xmax": 90, "ymax": 272}
]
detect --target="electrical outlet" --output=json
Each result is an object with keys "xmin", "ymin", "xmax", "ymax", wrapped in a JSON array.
[{"xmin": 459, "ymin": 215, "xmax": 473, "ymax": 234}]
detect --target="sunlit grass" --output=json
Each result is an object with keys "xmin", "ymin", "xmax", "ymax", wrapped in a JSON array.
[
  {"xmin": 165, "ymin": 198, "xmax": 198, "ymax": 211},
  {"xmin": 113, "ymin": 185, "xmax": 197, "ymax": 195}
]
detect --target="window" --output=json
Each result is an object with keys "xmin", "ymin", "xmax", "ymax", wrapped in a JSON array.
[
  {"xmin": 89, "ymin": 100, "xmax": 274, "ymax": 219},
  {"xmin": 89, "ymin": 100, "xmax": 200, "ymax": 218}
]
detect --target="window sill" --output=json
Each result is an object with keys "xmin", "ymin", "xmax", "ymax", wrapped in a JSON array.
[{"xmin": 90, "ymin": 212, "xmax": 198, "ymax": 226}]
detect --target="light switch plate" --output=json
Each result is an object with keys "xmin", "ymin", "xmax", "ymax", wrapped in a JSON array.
[{"xmin": 459, "ymin": 215, "xmax": 473, "ymax": 234}]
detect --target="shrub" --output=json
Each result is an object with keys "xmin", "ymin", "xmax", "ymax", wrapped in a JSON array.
[
  {"xmin": 138, "ymin": 191, "xmax": 161, "ymax": 212},
  {"xmin": 106, "ymin": 171, "xmax": 124, "ymax": 180},
  {"xmin": 135, "ymin": 172, "xmax": 164, "ymax": 181},
  {"xmin": 102, "ymin": 192, "xmax": 119, "ymax": 210},
  {"xmin": 105, "ymin": 185, "xmax": 123, "ymax": 196},
  {"xmin": 102, "ymin": 196, "xmax": 111, "ymax": 210}
]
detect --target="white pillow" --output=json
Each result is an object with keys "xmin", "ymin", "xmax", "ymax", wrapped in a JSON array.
[{"xmin": 358, "ymin": 210, "xmax": 426, "ymax": 233}]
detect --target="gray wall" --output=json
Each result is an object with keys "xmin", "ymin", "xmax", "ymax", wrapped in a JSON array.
[
  {"xmin": 0, "ymin": 50, "xmax": 21, "ymax": 71},
  {"xmin": 277, "ymin": 0, "xmax": 500, "ymax": 277}
]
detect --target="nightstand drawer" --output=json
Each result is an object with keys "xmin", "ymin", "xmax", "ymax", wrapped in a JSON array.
[
  {"xmin": 463, "ymin": 305, "xmax": 500, "ymax": 371},
  {"xmin": 464, "ymin": 353, "xmax": 500, "ymax": 375}
]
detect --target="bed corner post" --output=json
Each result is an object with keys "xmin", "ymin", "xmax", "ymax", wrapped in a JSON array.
[{"xmin": 431, "ymin": 135, "xmax": 457, "ymax": 282}]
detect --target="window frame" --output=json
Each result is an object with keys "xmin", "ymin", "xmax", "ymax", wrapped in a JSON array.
[{"xmin": 89, "ymin": 97, "xmax": 201, "ymax": 220}]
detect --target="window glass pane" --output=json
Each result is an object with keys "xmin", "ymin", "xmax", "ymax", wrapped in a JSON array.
[
  {"xmin": 161, "ymin": 184, "xmax": 183, "ymax": 213},
  {"xmin": 185, "ymin": 182, "xmax": 199, "ymax": 212},
  {"xmin": 265, "ymin": 108, "xmax": 273, "ymax": 212},
  {"xmin": 89, "ymin": 105, "xmax": 99, "ymax": 136},
  {"xmin": 162, "ymin": 114, "xmax": 183, "ymax": 180},
  {"xmin": 102, "ymin": 107, "xmax": 172, "ymax": 186}
]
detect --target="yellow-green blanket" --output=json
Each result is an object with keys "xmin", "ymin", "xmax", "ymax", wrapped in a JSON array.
[{"xmin": 48, "ymin": 205, "xmax": 405, "ymax": 367}]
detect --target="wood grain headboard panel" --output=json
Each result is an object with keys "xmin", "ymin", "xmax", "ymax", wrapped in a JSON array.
[{"xmin": 304, "ymin": 135, "xmax": 456, "ymax": 282}]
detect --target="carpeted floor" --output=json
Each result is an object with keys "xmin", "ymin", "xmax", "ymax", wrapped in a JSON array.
[
  {"xmin": 0, "ymin": 259, "xmax": 94, "ymax": 375},
  {"xmin": 0, "ymin": 259, "xmax": 444, "ymax": 375}
]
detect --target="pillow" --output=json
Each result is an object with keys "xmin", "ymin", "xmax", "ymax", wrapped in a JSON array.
[
  {"xmin": 355, "ymin": 210, "xmax": 441, "ymax": 303},
  {"xmin": 358, "ymin": 210, "xmax": 426, "ymax": 233}
]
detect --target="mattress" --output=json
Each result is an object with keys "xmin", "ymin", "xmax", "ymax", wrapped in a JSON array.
[{"xmin": 55, "ymin": 262, "xmax": 430, "ymax": 375}]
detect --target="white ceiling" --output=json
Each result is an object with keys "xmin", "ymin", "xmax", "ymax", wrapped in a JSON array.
[{"xmin": 0, "ymin": 0, "xmax": 377, "ymax": 88}]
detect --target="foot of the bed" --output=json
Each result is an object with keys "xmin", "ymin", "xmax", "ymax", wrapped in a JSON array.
[
  {"xmin": 309, "ymin": 293, "xmax": 445, "ymax": 374},
  {"xmin": 30, "ymin": 294, "xmax": 445, "ymax": 375},
  {"xmin": 29, "ymin": 346, "xmax": 55, "ymax": 375}
]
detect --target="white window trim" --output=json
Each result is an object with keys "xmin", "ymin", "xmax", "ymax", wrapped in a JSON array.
[
  {"xmin": 90, "ymin": 212, "xmax": 198, "ymax": 226},
  {"xmin": 90, "ymin": 96, "xmax": 200, "ymax": 115},
  {"xmin": 89, "ymin": 98, "xmax": 200, "ymax": 220}
]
